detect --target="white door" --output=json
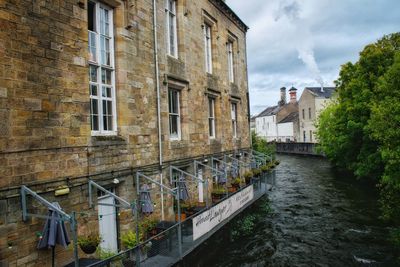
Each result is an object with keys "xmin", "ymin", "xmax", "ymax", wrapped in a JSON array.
[{"xmin": 98, "ymin": 194, "xmax": 118, "ymax": 253}]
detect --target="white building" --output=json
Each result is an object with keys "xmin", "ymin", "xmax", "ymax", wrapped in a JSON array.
[
  {"xmin": 277, "ymin": 112, "xmax": 299, "ymax": 142},
  {"xmin": 298, "ymin": 87, "xmax": 336, "ymax": 143},
  {"xmin": 255, "ymin": 87, "xmax": 299, "ymax": 142},
  {"xmin": 255, "ymin": 106, "xmax": 280, "ymax": 141}
]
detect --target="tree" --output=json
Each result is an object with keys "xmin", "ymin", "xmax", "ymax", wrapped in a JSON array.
[
  {"xmin": 316, "ymin": 32, "xmax": 400, "ymax": 222},
  {"xmin": 251, "ymin": 131, "xmax": 275, "ymax": 156}
]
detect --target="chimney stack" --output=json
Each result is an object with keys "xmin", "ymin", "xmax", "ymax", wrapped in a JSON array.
[
  {"xmin": 288, "ymin": 86, "xmax": 297, "ymax": 103},
  {"xmin": 279, "ymin": 87, "xmax": 286, "ymax": 106}
]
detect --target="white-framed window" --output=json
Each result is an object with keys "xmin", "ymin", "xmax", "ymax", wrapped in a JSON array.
[
  {"xmin": 88, "ymin": 1, "xmax": 116, "ymax": 135},
  {"xmin": 208, "ymin": 97, "xmax": 216, "ymax": 138},
  {"xmin": 168, "ymin": 89, "xmax": 181, "ymax": 140},
  {"xmin": 166, "ymin": 0, "xmax": 178, "ymax": 57},
  {"xmin": 227, "ymin": 41, "xmax": 234, "ymax": 83},
  {"xmin": 204, "ymin": 23, "xmax": 212, "ymax": 73},
  {"xmin": 231, "ymin": 102, "xmax": 237, "ymax": 138}
]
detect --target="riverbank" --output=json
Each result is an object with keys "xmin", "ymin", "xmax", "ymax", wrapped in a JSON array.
[{"xmin": 179, "ymin": 155, "xmax": 398, "ymax": 266}]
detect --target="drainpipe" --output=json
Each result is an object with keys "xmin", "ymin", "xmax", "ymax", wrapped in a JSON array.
[
  {"xmin": 152, "ymin": 0, "xmax": 164, "ymax": 220},
  {"xmin": 244, "ymin": 31, "xmax": 252, "ymax": 153}
]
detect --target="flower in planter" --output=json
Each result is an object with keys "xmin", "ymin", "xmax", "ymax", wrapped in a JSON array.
[
  {"xmin": 211, "ymin": 185, "xmax": 228, "ymax": 195},
  {"xmin": 77, "ymin": 234, "xmax": 101, "ymax": 254}
]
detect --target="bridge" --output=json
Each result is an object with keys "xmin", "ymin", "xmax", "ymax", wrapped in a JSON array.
[{"xmin": 275, "ymin": 142, "xmax": 324, "ymax": 156}]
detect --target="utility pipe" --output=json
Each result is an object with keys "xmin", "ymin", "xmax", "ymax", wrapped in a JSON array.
[{"xmin": 152, "ymin": 0, "xmax": 165, "ymax": 219}]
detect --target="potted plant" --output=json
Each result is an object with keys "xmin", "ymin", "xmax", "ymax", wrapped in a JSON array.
[
  {"xmin": 140, "ymin": 217, "xmax": 158, "ymax": 239},
  {"xmin": 121, "ymin": 231, "xmax": 149, "ymax": 265},
  {"xmin": 260, "ymin": 164, "xmax": 270, "ymax": 173},
  {"xmin": 174, "ymin": 201, "xmax": 191, "ymax": 221},
  {"xmin": 252, "ymin": 168, "xmax": 261, "ymax": 178},
  {"xmin": 78, "ymin": 234, "xmax": 101, "ymax": 254},
  {"xmin": 243, "ymin": 171, "xmax": 253, "ymax": 185},
  {"xmin": 231, "ymin": 177, "xmax": 241, "ymax": 191},
  {"xmin": 211, "ymin": 185, "xmax": 227, "ymax": 203}
]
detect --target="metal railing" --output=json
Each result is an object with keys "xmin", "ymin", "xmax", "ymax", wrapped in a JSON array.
[{"xmin": 87, "ymin": 169, "xmax": 276, "ymax": 267}]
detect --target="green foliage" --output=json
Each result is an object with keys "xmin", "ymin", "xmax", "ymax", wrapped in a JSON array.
[
  {"xmin": 231, "ymin": 177, "xmax": 242, "ymax": 185},
  {"xmin": 316, "ymin": 32, "xmax": 400, "ymax": 223},
  {"xmin": 121, "ymin": 230, "xmax": 141, "ymax": 249},
  {"xmin": 140, "ymin": 217, "xmax": 158, "ymax": 233},
  {"xmin": 251, "ymin": 131, "xmax": 275, "ymax": 155},
  {"xmin": 96, "ymin": 248, "xmax": 118, "ymax": 260},
  {"xmin": 211, "ymin": 185, "xmax": 227, "ymax": 194},
  {"xmin": 77, "ymin": 234, "xmax": 101, "ymax": 248}
]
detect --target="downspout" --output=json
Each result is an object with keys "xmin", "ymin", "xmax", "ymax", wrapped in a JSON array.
[
  {"xmin": 244, "ymin": 31, "xmax": 252, "ymax": 150},
  {"xmin": 152, "ymin": 0, "xmax": 165, "ymax": 220}
]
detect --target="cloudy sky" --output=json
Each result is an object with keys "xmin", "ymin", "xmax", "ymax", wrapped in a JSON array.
[{"xmin": 226, "ymin": 0, "xmax": 400, "ymax": 115}]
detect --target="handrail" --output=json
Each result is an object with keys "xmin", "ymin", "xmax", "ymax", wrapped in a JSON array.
[
  {"xmin": 170, "ymin": 165, "xmax": 204, "ymax": 183},
  {"xmin": 136, "ymin": 172, "xmax": 177, "ymax": 195},
  {"xmin": 88, "ymin": 180, "xmax": 132, "ymax": 209},
  {"xmin": 194, "ymin": 160, "xmax": 225, "ymax": 175}
]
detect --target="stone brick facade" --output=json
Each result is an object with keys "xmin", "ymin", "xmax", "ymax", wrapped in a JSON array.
[{"xmin": 0, "ymin": 0, "xmax": 250, "ymax": 265}]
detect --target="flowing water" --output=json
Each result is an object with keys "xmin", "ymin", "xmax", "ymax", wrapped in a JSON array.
[{"xmin": 180, "ymin": 155, "xmax": 398, "ymax": 267}]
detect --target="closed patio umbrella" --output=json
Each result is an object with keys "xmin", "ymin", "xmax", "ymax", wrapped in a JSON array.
[
  {"xmin": 231, "ymin": 161, "xmax": 239, "ymax": 178},
  {"xmin": 37, "ymin": 202, "xmax": 70, "ymax": 267},
  {"xmin": 217, "ymin": 164, "xmax": 227, "ymax": 184},
  {"xmin": 178, "ymin": 174, "xmax": 189, "ymax": 201},
  {"xmin": 139, "ymin": 184, "xmax": 153, "ymax": 214}
]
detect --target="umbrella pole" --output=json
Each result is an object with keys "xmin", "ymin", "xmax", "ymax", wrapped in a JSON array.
[
  {"xmin": 52, "ymin": 246, "xmax": 55, "ymax": 267},
  {"xmin": 71, "ymin": 212, "xmax": 79, "ymax": 267}
]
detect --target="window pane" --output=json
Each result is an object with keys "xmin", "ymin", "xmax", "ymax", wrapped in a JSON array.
[
  {"xmin": 90, "ymin": 99, "xmax": 99, "ymax": 131},
  {"xmin": 88, "ymin": 2, "xmax": 95, "ymax": 31},
  {"xmin": 89, "ymin": 65, "xmax": 97, "ymax": 82},
  {"xmin": 101, "ymin": 69, "xmax": 112, "ymax": 85},
  {"xmin": 209, "ymin": 118, "xmax": 214, "ymax": 136},
  {"xmin": 100, "ymin": 37, "xmax": 110, "ymax": 65},
  {"xmin": 88, "ymin": 32, "xmax": 97, "ymax": 62},
  {"xmin": 90, "ymin": 84, "xmax": 98, "ymax": 96},
  {"xmin": 100, "ymin": 8, "xmax": 110, "ymax": 36},
  {"xmin": 170, "ymin": 114, "xmax": 178, "ymax": 135},
  {"xmin": 169, "ymin": 14, "xmax": 175, "ymax": 54}
]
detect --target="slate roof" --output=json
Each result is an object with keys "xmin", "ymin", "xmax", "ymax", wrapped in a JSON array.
[
  {"xmin": 256, "ymin": 105, "xmax": 280, "ymax": 118},
  {"xmin": 278, "ymin": 112, "xmax": 298, "ymax": 124},
  {"xmin": 306, "ymin": 87, "xmax": 336, "ymax": 98}
]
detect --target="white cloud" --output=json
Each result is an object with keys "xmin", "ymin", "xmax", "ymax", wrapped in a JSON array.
[{"xmin": 226, "ymin": 0, "xmax": 400, "ymax": 112}]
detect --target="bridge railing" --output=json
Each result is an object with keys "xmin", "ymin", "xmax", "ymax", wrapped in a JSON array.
[{"xmin": 275, "ymin": 142, "xmax": 323, "ymax": 156}]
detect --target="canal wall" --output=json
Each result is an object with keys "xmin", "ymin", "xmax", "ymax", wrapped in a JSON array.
[{"xmin": 275, "ymin": 142, "xmax": 324, "ymax": 156}]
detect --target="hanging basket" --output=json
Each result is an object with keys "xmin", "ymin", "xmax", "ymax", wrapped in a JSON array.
[{"xmin": 79, "ymin": 244, "xmax": 98, "ymax": 254}]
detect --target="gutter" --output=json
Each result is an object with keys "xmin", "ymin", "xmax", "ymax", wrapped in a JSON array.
[{"xmin": 152, "ymin": 0, "xmax": 165, "ymax": 219}]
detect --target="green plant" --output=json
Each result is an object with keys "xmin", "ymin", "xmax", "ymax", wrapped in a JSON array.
[
  {"xmin": 243, "ymin": 171, "xmax": 253, "ymax": 179},
  {"xmin": 96, "ymin": 248, "xmax": 118, "ymax": 260},
  {"xmin": 252, "ymin": 168, "xmax": 261, "ymax": 176},
  {"xmin": 77, "ymin": 234, "xmax": 101, "ymax": 248},
  {"xmin": 260, "ymin": 165, "xmax": 270, "ymax": 172},
  {"xmin": 140, "ymin": 217, "xmax": 158, "ymax": 233},
  {"xmin": 121, "ymin": 230, "xmax": 142, "ymax": 249},
  {"xmin": 212, "ymin": 185, "xmax": 227, "ymax": 194},
  {"xmin": 231, "ymin": 177, "xmax": 241, "ymax": 185}
]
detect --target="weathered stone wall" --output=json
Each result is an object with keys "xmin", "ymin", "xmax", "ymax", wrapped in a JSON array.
[{"xmin": 0, "ymin": 0, "xmax": 250, "ymax": 265}]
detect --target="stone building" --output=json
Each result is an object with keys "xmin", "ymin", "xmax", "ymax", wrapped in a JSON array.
[
  {"xmin": 298, "ymin": 87, "xmax": 336, "ymax": 143},
  {"xmin": 0, "ymin": 0, "xmax": 250, "ymax": 265},
  {"xmin": 255, "ymin": 87, "xmax": 299, "ymax": 142}
]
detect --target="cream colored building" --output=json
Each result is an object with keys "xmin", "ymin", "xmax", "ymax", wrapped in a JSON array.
[
  {"xmin": 298, "ymin": 87, "xmax": 336, "ymax": 143},
  {"xmin": 0, "ymin": 0, "xmax": 250, "ymax": 265}
]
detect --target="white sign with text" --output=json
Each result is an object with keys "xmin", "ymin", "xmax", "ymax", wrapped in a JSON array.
[{"xmin": 192, "ymin": 185, "xmax": 254, "ymax": 241}]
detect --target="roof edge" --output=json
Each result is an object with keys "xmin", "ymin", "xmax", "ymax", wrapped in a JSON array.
[{"xmin": 208, "ymin": 0, "xmax": 249, "ymax": 32}]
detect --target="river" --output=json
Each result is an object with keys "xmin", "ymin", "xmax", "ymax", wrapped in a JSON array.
[{"xmin": 180, "ymin": 155, "xmax": 398, "ymax": 266}]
